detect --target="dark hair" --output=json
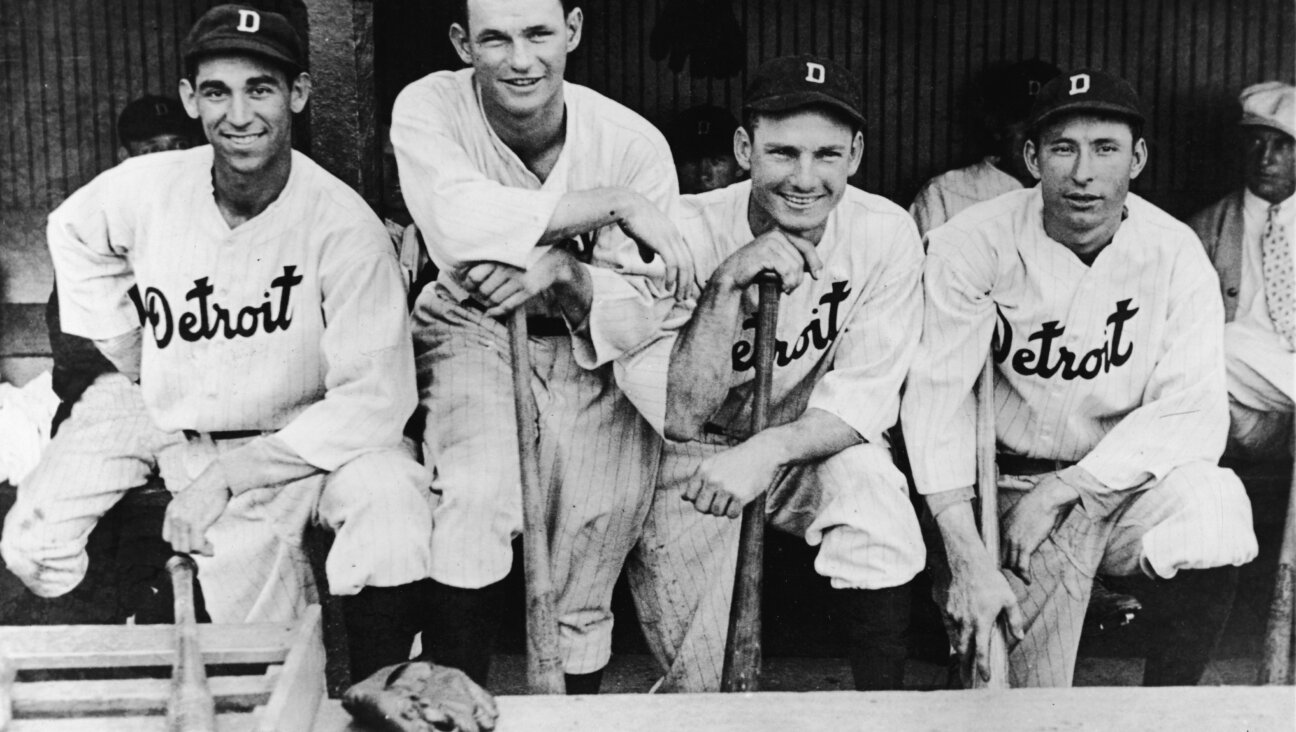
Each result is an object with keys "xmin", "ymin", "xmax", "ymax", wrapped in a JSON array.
[
  {"xmin": 453, "ymin": 0, "xmax": 572, "ymax": 30},
  {"xmin": 184, "ymin": 53, "xmax": 301, "ymax": 88},
  {"xmin": 1029, "ymin": 112, "xmax": 1144, "ymax": 148},
  {"xmin": 741, "ymin": 103, "xmax": 863, "ymax": 140}
]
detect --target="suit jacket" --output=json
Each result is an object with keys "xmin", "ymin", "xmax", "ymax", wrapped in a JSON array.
[{"xmin": 1188, "ymin": 190, "xmax": 1245, "ymax": 323}]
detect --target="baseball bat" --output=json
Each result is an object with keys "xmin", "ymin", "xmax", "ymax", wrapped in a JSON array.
[
  {"xmin": 507, "ymin": 308, "xmax": 567, "ymax": 695},
  {"xmin": 1259, "ymin": 447, "xmax": 1296, "ymax": 685},
  {"xmin": 972, "ymin": 356, "xmax": 1010, "ymax": 689},
  {"xmin": 721, "ymin": 271, "xmax": 781, "ymax": 693},
  {"xmin": 165, "ymin": 554, "xmax": 217, "ymax": 732}
]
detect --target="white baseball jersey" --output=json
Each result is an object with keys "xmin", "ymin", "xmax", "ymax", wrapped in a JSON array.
[
  {"xmin": 675, "ymin": 180, "xmax": 923, "ymax": 441},
  {"xmin": 908, "ymin": 157, "xmax": 1024, "ymax": 237},
  {"xmin": 47, "ymin": 145, "xmax": 417, "ymax": 486},
  {"xmin": 391, "ymin": 68, "xmax": 680, "ymax": 366},
  {"xmin": 902, "ymin": 187, "xmax": 1231, "ymax": 499}
]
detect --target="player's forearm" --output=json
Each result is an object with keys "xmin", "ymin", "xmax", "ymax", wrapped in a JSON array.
[
  {"xmin": 215, "ymin": 435, "xmax": 321, "ymax": 496},
  {"xmin": 748, "ymin": 408, "xmax": 864, "ymax": 467},
  {"xmin": 664, "ymin": 272, "xmax": 746, "ymax": 441},
  {"xmin": 92, "ymin": 328, "xmax": 142, "ymax": 382},
  {"xmin": 540, "ymin": 188, "xmax": 642, "ymax": 245},
  {"xmin": 931, "ymin": 498, "xmax": 999, "ymax": 576}
]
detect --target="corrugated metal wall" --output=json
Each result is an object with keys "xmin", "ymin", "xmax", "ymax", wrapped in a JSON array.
[{"xmin": 3, "ymin": 0, "xmax": 1295, "ymax": 305}]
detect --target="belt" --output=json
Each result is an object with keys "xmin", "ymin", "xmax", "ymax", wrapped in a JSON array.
[
  {"xmin": 460, "ymin": 298, "xmax": 569, "ymax": 337},
  {"xmin": 996, "ymin": 454, "xmax": 1077, "ymax": 476},
  {"xmin": 183, "ymin": 429, "xmax": 264, "ymax": 441}
]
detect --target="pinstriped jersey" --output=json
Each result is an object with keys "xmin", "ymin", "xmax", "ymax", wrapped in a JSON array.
[
  {"xmin": 622, "ymin": 181, "xmax": 923, "ymax": 443},
  {"xmin": 48, "ymin": 146, "xmax": 416, "ymax": 472},
  {"xmin": 902, "ymin": 187, "xmax": 1230, "ymax": 496},
  {"xmin": 391, "ymin": 68, "xmax": 681, "ymax": 365}
]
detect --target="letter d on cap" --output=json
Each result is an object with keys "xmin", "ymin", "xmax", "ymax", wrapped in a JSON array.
[
  {"xmin": 1068, "ymin": 73, "xmax": 1090, "ymax": 95},
  {"xmin": 805, "ymin": 62, "xmax": 826, "ymax": 84},
  {"xmin": 237, "ymin": 9, "xmax": 260, "ymax": 33}
]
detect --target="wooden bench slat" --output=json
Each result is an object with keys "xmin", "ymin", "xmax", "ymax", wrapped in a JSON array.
[
  {"xmin": 13, "ymin": 673, "xmax": 272, "ymax": 717},
  {"xmin": 0, "ymin": 623, "xmax": 295, "ymax": 670}
]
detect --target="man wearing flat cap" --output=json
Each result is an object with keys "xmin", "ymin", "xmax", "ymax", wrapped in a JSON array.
[
  {"xmin": 1190, "ymin": 81, "xmax": 1296, "ymax": 460},
  {"xmin": 902, "ymin": 68, "xmax": 1257, "ymax": 687},
  {"xmin": 621, "ymin": 54, "xmax": 926, "ymax": 693},
  {"xmin": 3, "ymin": 3, "xmax": 438, "ymax": 682}
]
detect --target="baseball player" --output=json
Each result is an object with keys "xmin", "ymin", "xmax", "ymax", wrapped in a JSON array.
[
  {"xmin": 618, "ymin": 55, "xmax": 927, "ymax": 692},
  {"xmin": 665, "ymin": 104, "xmax": 744, "ymax": 195},
  {"xmin": 901, "ymin": 69, "xmax": 1258, "ymax": 688},
  {"xmin": 909, "ymin": 59, "xmax": 1060, "ymax": 237},
  {"xmin": 1189, "ymin": 81, "xmax": 1295, "ymax": 460},
  {"xmin": 2, "ymin": 4, "xmax": 435, "ymax": 682},
  {"xmin": 390, "ymin": 0, "xmax": 690, "ymax": 692}
]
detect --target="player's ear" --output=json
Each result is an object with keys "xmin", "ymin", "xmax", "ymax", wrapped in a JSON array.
[
  {"xmin": 178, "ymin": 78, "xmax": 200, "ymax": 120},
  {"xmin": 289, "ymin": 72, "xmax": 312, "ymax": 114},
  {"xmin": 1023, "ymin": 139, "xmax": 1043, "ymax": 181},
  {"xmin": 1129, "ymin": 137, "xmax": 1148, "ymax": 180},
  {"xmin": 734, "ymin": 126, "xmax": 753, "ymax": 172},
  {"xmin": 449, "ymin": 23, "xmax": 473, "ymax": 66},
  {"xmin": 847, "ymin": 129, "xmax": 864, "ymax": 176},
  {"xmin": 564, "ymin": 7, "xmax": 583, "ymax": 52},
  {"xmin": 117, "ymin": 146, "xmax": 131, "ymax": 164}
]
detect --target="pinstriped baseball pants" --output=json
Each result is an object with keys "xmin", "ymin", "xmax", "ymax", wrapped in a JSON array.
[
  {"xmin": 934, "ymin": 461, "xmax": 1257, "ymax": 688},
  {"xmin": 2, "ymin": 372, "xmax": 435, "ymax": 623},
  {"xmin": 414, "ymin": 288, "xmax": 660, "ymax": 674},
  {"xmin": 627, "ymin": 439, "xmax": 926, "ymax": 692}
]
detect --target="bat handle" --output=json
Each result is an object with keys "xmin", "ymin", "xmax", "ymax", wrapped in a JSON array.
[
  {"xmin": 721, "ymin": 277, "xmax": 782, "ymax": 693},
  {"xmin": 166, "ymin": 554, "xmax": 217, "ymax": 732},
  {"xmin": 973, "ymin": 358, "xmax": 1009, "ymax": 689}
]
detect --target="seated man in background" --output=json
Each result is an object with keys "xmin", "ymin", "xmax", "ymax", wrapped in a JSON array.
[
  {"xmin": 909, "ymin": 59, "xmax": 1060, "ymax": 237},
  {"xmin": 1189, "ymin": 81, "xmax": 1295, "ymax": 460},
  {"xmin": 623, "ymin": 55, "xmax": 926, "ymax": 692},
  {"xmin": 3, "ymin": 4, "xmax": 435, "ymax": 682},
  {"xmin": 665, "ymin": 104, "xmax": 744, "ymax": 195},
  {"xmin": 902, "ymin": 69, "xmax": 1257, "ymax": 687}
]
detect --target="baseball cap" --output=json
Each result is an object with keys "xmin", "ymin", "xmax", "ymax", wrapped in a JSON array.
[
  {"xmin": 182, "ymin": 4, "xmax": 305, "ymax": 74},
  {"xmin": 743, "ymin": 55, "xmax": 864, "ymax": 129},
  {"xmin": 1238, "ymin": 81, "xmax": 1295, "ymax": 140},
  {"xmin": 983, "ymin": 58, "xmax": 1062, "ymax": 125},
  {"xmin": 1028, "ymin": 68, "xmax": 1144, "ymax": 134},
  {"xmin": 666, "ymin": 105, "xmax": 739, "ymax": 160},
  {"xmin": 117, "ymin": 95, "xmax": 195, "ymax": 146}
]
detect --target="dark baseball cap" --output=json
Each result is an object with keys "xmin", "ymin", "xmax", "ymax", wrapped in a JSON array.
[
  {"xmin": 983, "ymin": 58, "xmax": 1062, "ymax": 124},
  {"xmin": 666, "ymin": 105, "xmax": 739, "ymax": 160},
  {"xmin": 182, "ymin": 4, "xmax": 305, "ymax": 74},
  {"xmin": 1028, "ymin": 68, "xmax": 1144, "ymax": 134},
  {"xmin": 117, "ymin": 95, "xmax": 195, "ymax": 146},
  {"xmin": 744, "ymin": 55, "xmax": 864, "ymax": 129}
]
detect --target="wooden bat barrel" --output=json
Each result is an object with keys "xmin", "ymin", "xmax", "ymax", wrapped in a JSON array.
[{"xmin": 165, "ymin": 554, "xmax": 217, "ymax": 732}]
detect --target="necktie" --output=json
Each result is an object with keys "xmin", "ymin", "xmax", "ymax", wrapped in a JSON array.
[{"xmin": 1261, "ymin": 204, "xmax": 1295, "ymax": 350}]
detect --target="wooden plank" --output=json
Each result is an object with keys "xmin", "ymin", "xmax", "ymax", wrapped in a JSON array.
[
  {"xmin": 0, "ymin": 303, "xmax": 50, "ymax": 357},
  {"xmin": 307, "ymin": 687, "xmax": 1296, "ymax": 732},
  {"xmin": 253, "ymin": 606, "xmax": 323, "ymax": 732},
  {"xmin": 13, "ymin": 674, "xmax": 271, "ymax": 717},
  {"xmin": 0, "ymin": 622, "xmax": 295, "ymax": 670}
]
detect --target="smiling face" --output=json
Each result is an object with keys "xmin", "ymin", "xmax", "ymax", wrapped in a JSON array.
[
  {"xmin": 1242, "ymin": 126, "xmax": 1296, "ymax": 204},
  {"xmin": 1025, "ymin": 113, "xmax": 1147, "ymax": 252},
  {"xmin": 451, "ymin": 0, "xmax": 580, "ymax": 121},
  {"xmin": 179, "ymin": 54, "xmax": 309, "ymax": 177},
  {"xmin": 737, "ymin": 107, "xmax": 862, "ymax": 242}
]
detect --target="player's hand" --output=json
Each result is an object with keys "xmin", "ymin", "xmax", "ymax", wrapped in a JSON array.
[
  {"xmin": 1001, "ymin": 473, "xmax": 1080, "ymax": 582},
  {"xmin": 461, "ymin": 250, "xmax": 581, "ymax": 318},
  {"xmin": 940, "ymin": 552, "xmax": 1026, "ymax": 683},
  {"xmin": 342, "ymin": 661, "xmax": 498, "ymax": 732},
  {"xmin": 162, "ymin": 464, "xmax": 232, "ymax": 557},
  {"xmin": 681, "ymin": 439, "xmax": 781, "ymax": 518},
  {"xmin": 717, "ymin": 229, "xmax": 822, "ymax": 298},
  {"xmin": 615, "ymin": 193, "xmax": 697, "ymax": 300}
]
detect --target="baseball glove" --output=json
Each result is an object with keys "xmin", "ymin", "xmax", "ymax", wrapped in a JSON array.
[{"xmin": 342, "ymin": 661, "xmax": 499, "ymax": 732}]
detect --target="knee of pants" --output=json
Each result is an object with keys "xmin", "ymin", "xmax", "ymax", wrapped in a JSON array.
[
  {"xmin": 0, "ymin": 509, "xmax": 89, "ymax": 598},
  {"xmin": 1136, "ymin": 463, "xmax": 1258, "ymax": 580},
  {"xmin": 318, "ymin": 447, "xmax": 436, "ymax": 593},
  {"xmin": 800, "ymin": 443, "xmax": 926, "ymax": 590}
]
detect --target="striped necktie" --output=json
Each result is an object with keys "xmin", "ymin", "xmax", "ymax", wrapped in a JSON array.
[{"xmin": 1261, "ymin": 204, "xmax": 1295, "ymax": 350}]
